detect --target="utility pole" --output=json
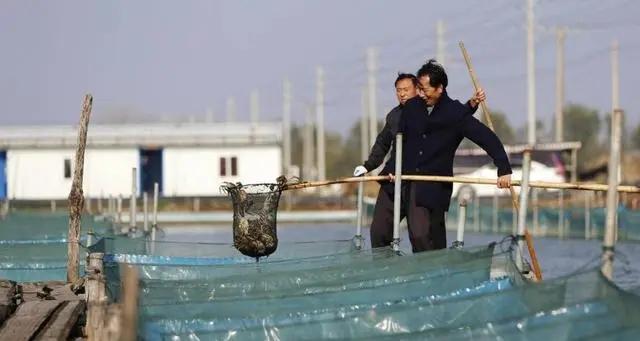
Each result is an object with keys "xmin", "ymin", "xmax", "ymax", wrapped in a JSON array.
[
  {"xmin": 367, "ymin": 47, "xmax": 378, "ymax": 149},
  {"xmin": 315, "ymin": 66, "xmax": 326, "ymax": 181},
  {"xmin": 282, "ymin": 79, "xmax": 292, "ymax": 177},
  {"xmin": 226, "ymin": 97, "xmax": 236, "ymax": 122},
  {"xmin": 526, "ymin": 0, "xmax": 536, "ymax": 146},
  {"xmin": 303, "ymin": 107, "xmax": 315, "ymax": 180},
  {"xmin": 554, "ymin": 27, "xmax": 566, "ymax": 142},
  {"xmin": 436, "ymin": 20, "xmax": 446, "ymax": 66},
  {"xmin": 611, "ymin": 40, "xmax": 620, "ymax": 112},
  {"xmin": 360, "ymin": 88, "xmax": 369, "ymax": 162},
  {"xmin": 250, "ymin": 90, "xmax": 259, "ymax": 124}
]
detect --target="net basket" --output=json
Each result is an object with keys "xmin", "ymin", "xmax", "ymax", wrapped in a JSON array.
[{"xmin": 221, "ymin": 178, "xmax": 287, "ymax": 259}]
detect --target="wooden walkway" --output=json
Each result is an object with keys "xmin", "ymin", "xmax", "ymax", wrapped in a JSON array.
[{"xmin": 0, "ymin": 280, "xmax": 85, "ymax": 341}]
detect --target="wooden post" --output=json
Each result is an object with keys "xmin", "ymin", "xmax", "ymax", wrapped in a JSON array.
[
  {"xmin": 67, "ymin": 94, "xmax": 92, "ymax": 283},
  {"xmin": 51, "ymin": 200, "xmax": 57, "ymax": 212},
  {"xmin": 121, "ymin": 265, "xmax": 139, "ymax": 341},
  {"xmin": 86, "ymin": 252, "xmax": 106, "ymax": 341}
]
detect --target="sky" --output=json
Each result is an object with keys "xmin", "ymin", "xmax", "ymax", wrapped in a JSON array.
[{"xmin": 1, "ymin": 0, "xmax": 639, "ymax": 137}]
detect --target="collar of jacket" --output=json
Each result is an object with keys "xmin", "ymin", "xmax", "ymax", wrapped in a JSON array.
[{"xmin": 431, "ymin": 90, "xmax": 452, "ymax": 112}]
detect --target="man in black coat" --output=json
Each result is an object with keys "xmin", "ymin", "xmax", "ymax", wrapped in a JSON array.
[{"xmin": 354, "ymin": 70, "xmax": 492, "ymax": 252}]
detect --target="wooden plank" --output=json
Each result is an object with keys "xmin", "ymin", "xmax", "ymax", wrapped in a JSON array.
[
  {"xmin": 0, "ymin": 301, "xmax": 61, "ymax": 341},
  {"xmin": 38, "ymin": 301, "xmax": 85, "ymax": 341},
  {"xmin": 0, "ymin": 280, "xmax": 16, "ymax": 324}
]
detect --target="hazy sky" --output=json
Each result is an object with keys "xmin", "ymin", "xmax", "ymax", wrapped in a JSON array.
[{"xmin": 1, "ymin": 0, "xmax": 638, "ymax": 136}]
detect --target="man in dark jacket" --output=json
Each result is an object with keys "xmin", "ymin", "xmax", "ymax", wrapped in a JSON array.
[{"xmin": 354, "ymin": 70, "xmax": 489, "ymax": 252}]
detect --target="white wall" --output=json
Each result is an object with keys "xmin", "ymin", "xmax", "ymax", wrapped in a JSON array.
[
  {"xmin": 163, "ymin": 146, "xmax": 281, "ymax": 196},
  {"xmin": 7, "ymin": 148, "xmax": 139, "ymax": 199}
]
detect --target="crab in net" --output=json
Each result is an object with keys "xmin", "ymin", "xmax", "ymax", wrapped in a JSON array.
[{"xmin": 221, "ymin": 176, "xmax": 292, "ymax": 260}]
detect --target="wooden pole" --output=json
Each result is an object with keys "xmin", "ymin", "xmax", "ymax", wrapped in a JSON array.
[
  {"xmin": 283, "ymin": 175, "xmax": 640, "ymax": 193},
  {"xmin": 466, "ymin": 43, "xmax": 542, "ymax": 278},
  {"xmin": 67, "ymin": 94, "xmax": 92, "ymax": 283},
  {"xmin": 120, "ymin": 265, "xmax": 139, "ymax": 341},
  {"xmin": 86, "ymin": 252, "xmax": 106, "ymax": 341}
]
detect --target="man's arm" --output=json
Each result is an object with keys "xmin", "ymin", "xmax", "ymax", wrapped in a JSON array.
[
  {"xmin": 362, "ymin": 114, "xmax": 393, "ymax": 171},
  {"xmin": 462, "ymin": 116, "xmax": 512, "ymax": 177}
]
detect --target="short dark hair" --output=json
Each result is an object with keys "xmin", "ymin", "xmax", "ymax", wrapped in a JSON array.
[
  {"xmin": 416, "ymin": 59, "xmax": 448, "ymax": 89},
  {"xmin": 394, "ymin": 73, "xmax": 418, "ymax": 87}
]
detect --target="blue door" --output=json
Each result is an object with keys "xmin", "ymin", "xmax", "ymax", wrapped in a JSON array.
[
  {"xmin": 0, "ymin": 151, "xmax": 6, "ymax": 199},
  {"xmin": 140, "ymin": 149, "xmax": 163, "ymax": 194}
]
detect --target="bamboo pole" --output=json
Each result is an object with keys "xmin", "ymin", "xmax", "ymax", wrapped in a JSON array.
[
  {"xmin": 459, "ymin": 41, "xmax": 542, "ymax": 280},
  {"xmin": 67, "ymin": 94, "xmax": 92, "ymax": 283},
  {"xmin": 283, "ymin": 175, "xmax": 640, "ymax": 193}
]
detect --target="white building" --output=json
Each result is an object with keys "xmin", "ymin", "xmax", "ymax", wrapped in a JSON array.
[{"xmin": 0, "ymin": 123, "xmax": 282, "ymax": 200}]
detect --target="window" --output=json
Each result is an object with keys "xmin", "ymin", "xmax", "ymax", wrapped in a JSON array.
[
  {"xmin": 220, "ymin": 156, "xmax": 238, "ymax": 177},
  {"xmin": 219, "ymin": 157, "xmax": 226, "ymax": 176},
  {"xmin": 231, "ymin": 157, "xmax": 238, "ymax": 176},
  {"xmin": 64, "ymin": 159, "xmax": 72, "ymax": 179}
]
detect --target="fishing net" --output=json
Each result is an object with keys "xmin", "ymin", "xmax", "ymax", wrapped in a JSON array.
[{"xmin": 220, "ymin": 176, "xmax": 288, "ymax": 259}]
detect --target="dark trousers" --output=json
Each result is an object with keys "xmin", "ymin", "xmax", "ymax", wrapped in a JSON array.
[{"xmin": 370, "ymin": 183, "xmax": 446, "ymax": 253}]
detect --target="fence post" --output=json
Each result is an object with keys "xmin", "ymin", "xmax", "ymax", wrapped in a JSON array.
[
  {"xmin": 532, "ymin": 188, "xmax": 539, "ymax": 236},
  {"xmin": 492, "ymin": 190, "xmax": 499, "ymax": 233},
  {"xmin": 355, "ymin": 181, "xmax": 364, "ymax": 249},
  {"xmin": 558, "ymin": 189, "xmax": 565, "ymax": 238},
  {"xmin": 453, "ymin": 200, "xmax": 467, "ymax": 249},
  {"xmin": 602, "ymin": 109, "xmax": 622, "ymax": 280},
  {"xmin": 585, "ymin": 192, "xmax": 591, "ymax": 239},
  {"xmin": 151, "ymin": 182, "xmax": 159, "ymax": 254},
  {"xmin": 143, "ymin": 192, "xmax": 149, "ymax": 233},
  {"xmin": 392, "ymin": 133, "xmax": 403, "ymax": 253},
  {"xmin": 129, "ymin": 168, "xmax": 137, "ymax": 234}
]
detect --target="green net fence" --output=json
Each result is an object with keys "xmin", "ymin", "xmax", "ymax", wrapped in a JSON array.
[
  {"xmin": 441, "ymin": 199, "xmax": 640, "ymax": 240},
  {"xmin": 0, "ymin": 211, "xmax": 113, "ymax": 282},
  {"xmin": 91, "ymin": 234, "xmax": 640, "ymax": 340}
]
